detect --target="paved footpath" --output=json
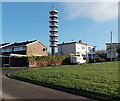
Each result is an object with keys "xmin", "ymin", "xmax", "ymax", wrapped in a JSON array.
[{"xmin": 1, "ymin": 69, "xmax": 96, "ymax": 100}]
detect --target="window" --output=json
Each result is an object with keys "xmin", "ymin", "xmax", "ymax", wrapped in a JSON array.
[
  {"xmin": 81, "ymin": 46, "xmax": 85, "ymax": 50},
  {"xmin": 118, "ymin": 45, "xmax": 120, "ymax": 48},
  {"xmin": 2, "ymin": 48, "xmax": 12, "ymax": 52},
  {"xmin": 82, "ymin": 54, "xmax": 86, "ymax": 57},
  {"xmin": 88, "ymin": 47, "xmax": 91, "ymax": 51},
  {"xmin": 43, "ymin": 48, "xmax": 47, "ymax": 51},
  {"xmin": 14, "ymin": 47, "xmax": 26, "ymax": 51},
  {"xmin": 116, "ymin": 45, "xmax": 120, "ymax": 49},
  {"xmin": 88, "ymin": 54, "xmax": 91, "ymax": 58},
  {"xmin": 43, "ymin": 48, "xmax": 46, "ymax": 51},
  {"xmin": 93, "ymin": 48, "xmax": 95, "ymax": 52},
  {"xmin": 76, "ymin": 52, "xmax": 80, "ymax": 55}
]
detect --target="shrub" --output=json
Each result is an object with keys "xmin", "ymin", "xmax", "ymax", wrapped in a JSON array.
[
  {"xmin": 28, "ymin": 55, "xmax": 66, "ymax": 62},
  {"xmin": 11, "ymin": 56, "xmax": 70, "ymax": 67},
  {"xmin": 89, "ymin": 57, "xmax": 95, "ymax": 63},
  {"xmin": 83, "ymin": 57, "xmax": 89, "ymax": 63},
  {"xmin": 11, "ymin": 56, "xmax": 29, "ymax": 67}
]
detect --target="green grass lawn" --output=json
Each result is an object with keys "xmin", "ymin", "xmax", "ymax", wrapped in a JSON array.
[
  {"xmin": 0, "ymin": 67, "xmax": 28, "ymax": 69},
  {"xmin": 11, "ymin": 61, "xmax": 119, "ymax": 100}
]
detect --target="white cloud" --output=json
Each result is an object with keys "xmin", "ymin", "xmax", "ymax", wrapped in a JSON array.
[{"xmin": 64, "ymin": 2, "xmax": 118, "ymax": 22}]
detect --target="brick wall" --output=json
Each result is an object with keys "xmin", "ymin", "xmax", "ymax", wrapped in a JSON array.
[
  {"xmin": 29, "ymin": 60, "xmax": 70, "ymax": 67},
  {"xmin": 26, "ymin": 41, "xmax": 48, "ymax": 56}
]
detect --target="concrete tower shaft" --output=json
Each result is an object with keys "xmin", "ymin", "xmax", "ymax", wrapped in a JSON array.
[{"xmin": 49, "ymin": 6, "xmax": 59, "ymax": 55}]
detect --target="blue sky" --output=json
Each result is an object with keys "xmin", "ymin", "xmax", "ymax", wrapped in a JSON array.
[{"xmin": 2, "ymin": 1, "xmax": 118, "ymax": 51}]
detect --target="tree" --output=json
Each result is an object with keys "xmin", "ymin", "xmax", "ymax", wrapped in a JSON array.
[
  {"xmin": 96, "ymin": 50, "xmax": 107, "ymax": 58},
  {"xmin": 117, "ymin": 49, "xmax": 120, "ymax": 58}
]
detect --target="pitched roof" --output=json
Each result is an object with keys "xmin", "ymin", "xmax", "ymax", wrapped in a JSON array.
[
  {"xmin": 1, "ymin": 40, "xmax": 37, "ymax": 48},
  {"xmin": 106, "ymin": 43, "xmax": 120, "ymax": 45},
  {"xmin": 0, "ymin": 43, "xmax": 14, "ymax": 48},
  {"xmin": 1, "ymin": 43, "xmax": 10, "ymax": 46},
  {"xmin": 58, "ymin": 42, "xmax": 95, "ymax": 47},
  {"xmin": 26, "ymin": 40, "xmax": 47, "ymax": 48}
]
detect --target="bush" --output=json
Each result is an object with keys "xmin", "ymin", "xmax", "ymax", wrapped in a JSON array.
[
  {"xmin": 28, "ymin": 55, "xmax": 66, "ymax": 62},
  {"xmin": 11, "ymin": 56, "xmax": 70, "ymax": 67},
  {"xmin": 83, "ymin": 57, "xmax": 89, "ymax": 63},
  {"xmin": 83, "ymin": 57, "xmax": 96, "ymax": 63},
  {"xmin": 11, "ymin": 56, "xmax": 29, "ymax": 67},
  {"xmin": 89, "ymin": 57, "xmax": 95, "ymax": 63}
]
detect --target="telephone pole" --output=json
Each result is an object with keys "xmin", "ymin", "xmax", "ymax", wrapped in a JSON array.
[{"xmin": 110, "ymin": 31, "xmax": 112, "ymax": 61}]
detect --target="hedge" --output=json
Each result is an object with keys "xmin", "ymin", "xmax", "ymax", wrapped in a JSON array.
[
  {"xmin": 11, "ymin": 56, "xmax": 101, "ymax": 67},
  {"xmin": 11, "ymin": 56, "xmax": 29, "ymax": 67},
  {"xmin": 10, "ymin": 55, "xmax": 70, "ymax": 67},
  {"xmin": 28, "ymin": 55, "xmax": 66, "ymax": 62}
]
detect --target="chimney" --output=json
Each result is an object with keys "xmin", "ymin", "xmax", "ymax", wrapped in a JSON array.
[{"xmin": 79, "ymin": 40, "xmax": 82, "ymax": 43}]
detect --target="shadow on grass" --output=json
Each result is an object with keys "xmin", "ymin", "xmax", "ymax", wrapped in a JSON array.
[{"xmin": 6, "ymin": 74, "xmax": 120, "ymax": 101}]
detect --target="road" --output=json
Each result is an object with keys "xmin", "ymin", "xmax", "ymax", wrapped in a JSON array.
[{"xmin": 1, "ymin": 69, "xmax": 96, "ymax": 100}]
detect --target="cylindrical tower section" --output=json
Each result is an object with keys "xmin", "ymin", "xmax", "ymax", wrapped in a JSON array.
[{"xmin": 49, "ymin": 6, "xmax": 59, "ymax": 55}]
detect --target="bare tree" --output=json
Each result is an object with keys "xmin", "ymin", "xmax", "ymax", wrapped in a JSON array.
[{"xmin": 96, "ymin": 50, "xmax": 107, "ymax": 58}]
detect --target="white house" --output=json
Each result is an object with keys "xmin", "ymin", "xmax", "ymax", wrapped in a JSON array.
[
  {"xmin": 106, "ymin": 43, "xmax": 120, "ymax": 58},
  {"xmin": 58, "ymin": 40, "xmax": 96, "ymax": 58}
]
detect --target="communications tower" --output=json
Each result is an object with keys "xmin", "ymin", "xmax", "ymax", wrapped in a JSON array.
[{"xmin": 49, "ymin": 6, "xmax": 59, "ymax": 55}]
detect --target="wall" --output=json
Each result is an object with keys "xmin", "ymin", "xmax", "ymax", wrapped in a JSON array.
[
  {"xmin": 58, "ymin": 43, "xmax": 76, "ymax": 56},
  {"xmin": 29, "ymin": 60, "xmax": 70, "ymax": 67},
  {"xmin": 106, "ymin": 43, "xmax": 120, "ymax": 58},
  {"xmin": 26, "ymin": 41, "xmax": 48, "ymax": 56},
  {"xmin": 10, "ymin": 57, "xmax": 28, "ymax": 67},
  {"xmin": 76, "ymin": 43, "xmax": 96, "ymax": 58},
  {"xmin": 58, "ymin": 43, "xmax": 96, "ymax": 58},
  {"xmin": 9, "ymin": 55, "xmax": 70, "ymax": 67},
  {"xmin": 75, "ymin": 43, "xmax": 86, "ymax": 56}
]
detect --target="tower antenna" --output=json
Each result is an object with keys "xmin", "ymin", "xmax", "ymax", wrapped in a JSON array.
[
  {"xmin": 49, "ymin": 6, "xmax": 59, "ymax": 55},
  {"xmin": 52, "ymin": 6, "xmax": 55, "ymax": 10}
]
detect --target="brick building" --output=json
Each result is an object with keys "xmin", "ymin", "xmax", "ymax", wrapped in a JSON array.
[
  {"xmin": 1, "ymin": 40, "xmax": 48, "ymax": 56},
  {"xmin": 1, "ymin": 40, "xmax": 48, "ymax": 67}
]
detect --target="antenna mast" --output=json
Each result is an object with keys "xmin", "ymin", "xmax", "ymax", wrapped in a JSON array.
[{"xmin": 49, "ymin": 6, "xmax": 59, "ymax": 55}]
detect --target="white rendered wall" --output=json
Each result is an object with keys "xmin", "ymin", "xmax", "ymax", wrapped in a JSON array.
[
  {"xmin": 58, "ymin": 44, "xmax": 76, "ymax": 56},
  {"xmin": 76, "ymin": 43, "xmax": 96, "ymax": 57},
  {"xmin": 58, "ymin": 43, "xmax": 96, "ymax": 57}
]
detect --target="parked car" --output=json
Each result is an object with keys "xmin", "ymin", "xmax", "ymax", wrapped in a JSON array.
[{"xmin": 70, "ymin": 56, "xmax": 86, "ymax": 64}]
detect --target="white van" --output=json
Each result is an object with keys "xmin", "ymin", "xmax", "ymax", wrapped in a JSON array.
[{"xmin": 70, "ymin": 56, "xmax": 86, "ymax": 64}]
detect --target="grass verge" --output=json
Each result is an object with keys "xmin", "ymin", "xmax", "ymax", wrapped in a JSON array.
[
  {"xmin": 0, "ymin": 67, "xmax": 28, "ymax": 69},
  {"xmin": 10, "ymin": 61, "xmax": 119, "ymax": 100}
]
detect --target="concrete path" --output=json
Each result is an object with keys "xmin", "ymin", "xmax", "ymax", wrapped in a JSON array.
[{"xmin": 1, "ymin": 69, "xmax": 96, "ymax": 100}]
